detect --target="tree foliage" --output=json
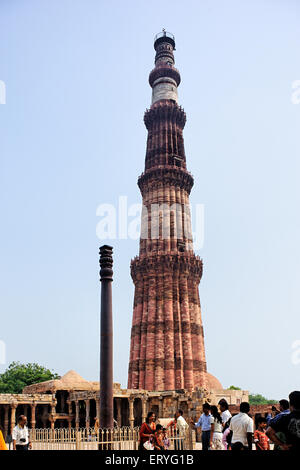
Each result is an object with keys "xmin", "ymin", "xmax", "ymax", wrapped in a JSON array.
[
  {"xmin": 0, "ymin": 362, "xmax": 60, "ymax": 394},
  {"xmin": 249, "ymin": 393, "xmax": 277, "ymax": 405},
  {"xmin": 227, "ymin": 386, "xmax": 277, "ymax": 405}
]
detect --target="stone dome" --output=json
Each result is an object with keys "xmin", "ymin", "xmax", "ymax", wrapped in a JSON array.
[{"xmin": 206, "ymin": 372, "xmax": 223, "ymax": 390}]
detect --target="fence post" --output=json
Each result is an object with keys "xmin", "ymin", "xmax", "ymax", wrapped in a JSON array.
[
  {"xmin": 191, "ymin": 429, "xmax": 196, "ymax": 450},
  {"xmin": 75, "ymin": 430, "xmax": 81, "ymax": 450}
]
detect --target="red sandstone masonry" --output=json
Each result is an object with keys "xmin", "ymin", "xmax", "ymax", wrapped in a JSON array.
[{"xmin": 128, "ymin": 40, "xmax": 207, "ymax": 392}]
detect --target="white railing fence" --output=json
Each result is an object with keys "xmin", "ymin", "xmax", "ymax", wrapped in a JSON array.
[{"xmin": 29, "ymin": 426, "xmax": 194, "ymax": 451}]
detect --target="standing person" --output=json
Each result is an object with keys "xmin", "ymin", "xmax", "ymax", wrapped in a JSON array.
[
  {"xmin": 266, "ymin": 391, "xmax": 300, "ymax": 451},
  {"xmin": 12, "ymin": 415, "xmax": 32, "ymax": 451},
  {"xmin": 218, "ymin": 399, "xmax": 232, "ymax": 427},
  {"xmin": 267, "ymin": 399, "xmax": 290, "ymax": 450},
  {"xmin": 154, "ymin": 424, "xmax": 165, "ymax": 450},
  {"xmin": 191, "ymin": 403, "xmax": 212, "ymax": 451},
  {"xmin": 139, "ymin": 411, "xmax": 156, "ymax": 450},
  {"xmin": 254, "ymin": 417, "xmax": 270, "ymax": 450},
  {"xmin": 0, "ymin": 426, "xmax": 7, "ymax": 451},
  {"xmin": 175, "ymin": 410, "xmax": 189, "ymax": 450},
  {"xmin": 162, "ymin": 428, "xmax": 170, "ymax": 450},
  {"xmin": 229, "ymin": 402, "xmax": 253, "ymax": 451},
  {"xmin": 269, "ymin": 399, "xmax": 290, "ymax": 425},
  {"xmin": 210, "ymin": 405, "xmax": 224, "ymax": 450},
  {"xmin": 222, "ymin": 418, "xmax": 232, "ymax": 450}
]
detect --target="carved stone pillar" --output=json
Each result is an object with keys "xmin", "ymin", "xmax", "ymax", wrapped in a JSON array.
[
  {"xmin": 67, "ymin": 400, "xmax": 72, "ymax": 422},
  {"xmin": 187, "ymin": 398, "xmax": 193, "ymax": 419},
  {"xmin": 4, "ymin": 405, "xmax": 9, "ymax": 438},
  {"xmin": 128, "ymin": 397, "xmax": 135, "ymax": 429},
  {"xmin": 158, "ymin": 396, "xmax": 164, "ymax": 419},
  {"xmin": 23, "ymin": 404, "xmax": 28, "ymax": 420},
  {"xmin": 50, "ymin": 396, "xmax": 57, "ymax": 430},
  {"xmin": 75, "ymin": 401, "xmax": 80, "ymax": 429},
  {"xmin": 31, "ymin": 402, "xmax": 36, "ymax": 430},
  {"xmin": 10, "ymin": 402, "xmax": 17, "ymax": 435},
  {"xmin": 96, "ymin": 399, "xmax": 100, "ymax": 423},
  {"xmin": 85, "ymin": 399, "xmax": 90, "ymax": 429},
  {"xmin": 67, "ymin": 400, "xmax": 72, "ymax": 428},
  {"xmin": 116, "ymin": 399, "xmax": 122, "ymax": 427},
  {"xmin": 142, "ymin": 396, "xmax": 147, "ymax": 424}
]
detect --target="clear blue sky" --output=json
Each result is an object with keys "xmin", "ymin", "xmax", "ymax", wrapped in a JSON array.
[{"xmin": 1, "ymin": 0, "xmax": 300, "ymax": 400}]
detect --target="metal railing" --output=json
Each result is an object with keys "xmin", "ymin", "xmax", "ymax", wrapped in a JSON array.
[
  {"xmin": 154, "ymin": 31, "xmax": 175, "ymax": 42},
  {"xmin": 30, "ymin": 426, "xmax": 194, "ymax": 451}
]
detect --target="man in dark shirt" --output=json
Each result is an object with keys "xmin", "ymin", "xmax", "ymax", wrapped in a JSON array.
[{"xmin": 266, "ymin": 391, "xmax": 300, "ymax": 451}]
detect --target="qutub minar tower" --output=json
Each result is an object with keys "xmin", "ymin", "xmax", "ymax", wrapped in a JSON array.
[{"xmin": 128, "ymin": 31, "xmax": 209, "ymax": 392}]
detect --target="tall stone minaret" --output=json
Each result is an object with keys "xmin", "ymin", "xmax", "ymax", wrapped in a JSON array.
[{"xmin": 127, "ymin": 31, "xmax": 208, "ymax": 391}]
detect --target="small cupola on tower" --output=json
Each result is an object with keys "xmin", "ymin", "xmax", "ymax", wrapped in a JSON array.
[{"xmin": 149, "ymin": 30, "xmax": 181, "ymax": 105}]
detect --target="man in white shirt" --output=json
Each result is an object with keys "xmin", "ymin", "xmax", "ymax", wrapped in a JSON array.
[
  {"xmin": 229, "ymin": 402, "xmax": 253, "ymax": 451},
  {"xmin": 175, "ymin": 410, "xmax": 189, "ymax": 450},
  {"xmin": 12, "ymin": 415, "xmax": 32, "ymax": 451}
]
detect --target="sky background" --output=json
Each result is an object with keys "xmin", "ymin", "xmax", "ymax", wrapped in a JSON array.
[{"xmin": 1, "ymin": 0, "xmax": 300, "ymax": 400}]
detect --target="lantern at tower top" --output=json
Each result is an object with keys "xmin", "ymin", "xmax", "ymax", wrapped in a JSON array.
[{"xmin": 149, "ymin": 30, "xmax": 181, "ymax": 105}]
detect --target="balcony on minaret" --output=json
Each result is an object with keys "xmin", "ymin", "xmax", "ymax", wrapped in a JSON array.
[{"xmin": 150, "ymin": 30, "xmax": 180, "ymax": 106}]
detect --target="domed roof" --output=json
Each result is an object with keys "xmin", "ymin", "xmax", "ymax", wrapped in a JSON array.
[
  {"xmin": 23, "ymin": 370, "xmax": 98, "ymax": 393},
  {"xmin": 206, "ymin": 372, "xmax": 223, "ymax": 390}
]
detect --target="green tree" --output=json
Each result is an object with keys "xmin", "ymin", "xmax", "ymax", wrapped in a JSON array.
[
  {"xmin": 227, "ymin": 385, "xmax": 242, "ymax": 390},
  {"xmin": 0, "ymin": 362, "xmax": 60, "ymax": 394},
  {"xmin": 249, "ymin": 394, "xmax": 277, "ymax": 405}
]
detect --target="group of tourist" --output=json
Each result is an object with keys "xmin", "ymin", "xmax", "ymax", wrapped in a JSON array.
[
  {"xmin": 139, "ymin": 410, "xmax": 189, "ymax": 451},
  {"xmin": 139, "ymin": 390, "xmax": 300, "ymax": 451},
  {"xmin": 1, "ymin": 390, "xmax": 299, "ymax": 451},
  {"xmin": 192, "ymin": 390, "xmax": 300, "ymax": 451}
]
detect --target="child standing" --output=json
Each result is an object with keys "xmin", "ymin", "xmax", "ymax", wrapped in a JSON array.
[
  {"xmin": 254, "ymin": 417, "xmax": 270, "ymax": 450},
  {"xmin": 162, "ymin": 428, "xmax": 170, "ymax": 450}
]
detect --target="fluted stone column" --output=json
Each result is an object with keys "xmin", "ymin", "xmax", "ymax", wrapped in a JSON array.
[
  {"xmin": 154, "ymin": 274, "xmax": 164, "ymax": 390},
  {"xmin": 31, "ymin": 402, "xmax": 36, "ymax": 430},
  {"xmin": 158, "ymin": 396, "xmax": 163, "ymax": 419},
  {"xmin": 4, "ymin": 405, "xmax": 9, "ymax": 438},
  {"xmin": 23, "ymin": 404, "xmax": 28, "ymax": 421},
  {"xmin": 145, "ymin": 275, "xmax": 156, "ymax": 390},
  {"xmin": 50, "ymin": 401, "xmax": 56, "ymax": 430},
  {"xmin": 116, "ymin": 399, "xmax": 122, "ymax": 427},
  {"xmin": 75, "ymin": 401, "xmax": 80, "ymax": 430},
  {"xmin": 142, "ymin": 397, "xmax": 147, "ymax": 423},
  {"xmin": 164, "ymin": 272, "xmax": 175, "ymax": 390},
  {"xmin": 67, "ymin": 400, "xmax": 72, "ymax": 429},
  {"xmin": 85, "ymin": 400, "xmax": 90, "ymax": 429},
  {"xmin": 128, "ymin": 397, "xmax": 135, "ymax": 429},
  {"xmin": 10, "ymin": 402, "xmax": 17, "ymax": 435}
]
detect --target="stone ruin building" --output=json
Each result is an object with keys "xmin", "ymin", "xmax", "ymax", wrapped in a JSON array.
[{"xmin": 0, "ymin": 370, "xmax": 250, "ymax": 436}]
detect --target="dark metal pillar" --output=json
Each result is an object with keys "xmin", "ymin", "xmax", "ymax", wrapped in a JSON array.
[{"xmin": 99, "ymin": 245, "xmax": 113, "ymax": 429}]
